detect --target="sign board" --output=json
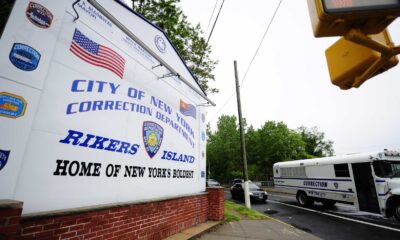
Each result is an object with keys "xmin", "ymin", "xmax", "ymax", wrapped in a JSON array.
[{"xmin": 0, "ymin": 0, "xmax": 208, "ymax": 214}]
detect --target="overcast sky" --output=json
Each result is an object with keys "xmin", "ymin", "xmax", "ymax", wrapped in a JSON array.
[
  {"xmin": 174, "ymin": 0, "xmax": 400, "ymax": 155},
  {"xmin": 124, "ymin": 0, "xmax": 400, "ymax": 155}
]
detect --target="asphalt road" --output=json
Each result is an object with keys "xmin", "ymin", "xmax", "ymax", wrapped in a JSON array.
[{"xmin": 224, "ymin": 189, "xmax": 400, "ymax": 240}]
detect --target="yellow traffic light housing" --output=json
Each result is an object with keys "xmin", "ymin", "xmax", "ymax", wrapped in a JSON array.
[
  {"xmin": 325, "ymin": 29, "xmax": 399, "ymax": 89},
  {"xmin": 308, "ymin": 0, "xmax": 400, "ymax": 37}
]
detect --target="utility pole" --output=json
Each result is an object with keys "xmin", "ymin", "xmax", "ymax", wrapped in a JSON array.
[{"xmin": 234, "ymin": 60, "xmax": 251, "ymax": 209}]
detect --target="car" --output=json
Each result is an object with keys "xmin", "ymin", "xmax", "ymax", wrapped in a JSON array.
[
  {"xmin": 230, "ymin": 181, "xmax": 268, "ymax": 203},
  {"xmin": 232, "ymin": 178, "xmax": 244, "ymax": 185},
  {"xmin": 206, "ymin": 179, "xmax": 221, "ymax": 187}
]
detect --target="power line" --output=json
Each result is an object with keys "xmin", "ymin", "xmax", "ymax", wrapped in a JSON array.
[
  {"xmin": 198, "ymin": 0, "xmax": 225, "ymax": 73},
  {"xmin": 241, "ymin": 0, "xmax": 283, "ymax": 85},
  {"xmin": 206, "ymin": 0, "xmax": 225, "ymax": 46},
  {"xmin": 209, "ymin": 92, "xmax": 236, "ymax": 123},
  {"xmin": 209, "ymin": 0, "xmax": 283, "ymax": 123},
  {"xmin": 206, "ymin": 0, "xmax": 219, "ymax": 34}
]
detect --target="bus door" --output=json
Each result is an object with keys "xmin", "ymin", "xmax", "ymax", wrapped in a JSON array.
[{"xmin": 352, "ymin": 162, "xmax": 380, "ymax": 214}]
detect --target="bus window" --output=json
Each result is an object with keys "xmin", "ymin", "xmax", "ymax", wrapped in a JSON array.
[
  {"xmin": 0, "ymin": 0, "xmax": 16, "ymax": 38},
  {"xmin": 334, "ymin": 163, "xmax": 350, "ymax": 177},
  {"xmin": 373, "ymin": 161, "xmax": 400, "ymax": 178}
]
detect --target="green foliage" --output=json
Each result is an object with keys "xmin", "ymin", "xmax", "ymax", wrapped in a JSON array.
[
  {"xmin": 224, "ymin": 210, "xmax": 240, "ymax": 222},
  {"xmin": 207, "ymin": 115, "xmax": 335, "ymax": 182},
  {"xmin": 132, "ymin": 0, "xmax": 218, "ymax": 94},
  {"xmin": 253, "ymin": 121, "xmax": 305, "ymax": 179},
  {"xmin": 224, "ymin": 200, "xmax": 270, "ymax": 220},
  {"xmin": 297, "ymin": 126, "xmax": 334, "ymax": 157},
  {"xmin": 207, "ymin": 115, "xmax": 241, "ymax": 183}
]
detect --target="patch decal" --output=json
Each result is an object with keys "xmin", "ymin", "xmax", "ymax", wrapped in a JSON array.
[
  {"xmin": 26, "ymin": 1, "xmax": 53, "ymax": 29},
  {"xmin": 9, "ymin": 43, "xmax": 41, "ymax": 71},
  {"xmin": 0, "ymin": 92, "xmax": 27, "ymax": 118},
  {"xmin": 0, "ymin": 150, "xmax": 10, "ymax": 171},
  {"xmin": 143, "ymin": 121, "xmax": 164, "ymax": 158}
]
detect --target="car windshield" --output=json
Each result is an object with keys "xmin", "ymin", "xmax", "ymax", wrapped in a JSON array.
[
  {"xmin": 373, "ymin": 160, "xmax": 400, "ymax": 178},
  {"xmin": 247, "ymin": 182, "xmax": 261, "ymax": 191},
  {"xmin": 207, "ymin": 180, "xmax": 220, "ymax": 186}
]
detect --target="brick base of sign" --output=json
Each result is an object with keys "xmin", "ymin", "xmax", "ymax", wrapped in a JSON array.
[
  {"xmin": 0, "ymin": 188, "xmax": 224, "ymax": 240},
  {"xmin": 0, "ymin": 200, "xmax": 23, "ymax": 240},
  {"xmin": 206, "ymin": 187, "xmax": 224, "ymax": 221}
]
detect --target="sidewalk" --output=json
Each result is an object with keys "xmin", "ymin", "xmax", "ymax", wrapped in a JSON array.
[
  {"xmin": 167, "ymin": 202, "xmax": 320, "ymax": 240},
  {"xmin": 167, "ymin": 188, "xmax": 320, "ymax": 240},
  {"xmin": 193, "ymin": 218, "xmax": 320, "ymax": 240}
]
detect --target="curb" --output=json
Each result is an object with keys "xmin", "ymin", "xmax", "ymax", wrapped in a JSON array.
[{"xmin": 165, "ymin": 221, "xmax": 222, "ymax": 240}]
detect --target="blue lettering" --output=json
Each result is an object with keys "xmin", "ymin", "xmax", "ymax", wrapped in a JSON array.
[
  {"xmin": 65, "ymin": 101, "xmax": 152, "ymax": 117},
  {"xmin": 79, "ymin": 101, "xmax": 91, "ymax": 112},
  {"xmin": 66, "ymin": 102, "xmax": 78, "ymax": 114},
  {"xmin": 115, "ymin": 101, "xmax": 122, "ymax": 110},
  {"xmin": 59, "ymin": 129, "xmax": 84, "ymax": 145},
  {"xmin": 79, "ymin": 134, "xmax": 95, "ymax": 147},
  {"xmin": 128, "ymin": 144, "xmax": 140, "ymax": 155},
  {"xmin": 104, "ymin": 139, "xmax": 120, "ymax": 151},
  {"xmin": 93, "ymin": 101, "xmax": 103, "ymax": 111},
  {"xmin": 104, "ymin": 101, "xmax": 113, "ymax": 110},
  {"xmin": 109, "ymin": 83, "xmax": 119, "ymax": 94},
  {"xmin": 59, "ymin": 130, "xmax": 140, "ymax": 156},
  {"xmin": 127, "ymin": 87, "xmax": 145, "ymax": 100},
  {"xmin": 97, "ymin": 81, "xmax": 106, "ymax": 92},
  {"xmin": 123, "ymin": 102, "xmax": 130, "ymax": 111},
  {"xmin": 71, "ymin": 80, "xmax": 85, "ymax": 92},
  {"xmin": 87, "ymin": 80, "xmax": 94, "ymax": 92},
  {"xmin": 116, "ymin": 141, "xmax": 130, "ymax": 153},
  {"xmin": 88, "ymin": 136, "xmax": 109, "ymax": 150},
  {"xmin": 159, "ymin": 150, "xmax": 195, "ymax": 164},
  {"xmin": 71, "ymin": 79, "xmax": 119, "ymax": 94},
  {"xmin": 151, "ymin": 96, "xmax": 172, "ymax": 114}
]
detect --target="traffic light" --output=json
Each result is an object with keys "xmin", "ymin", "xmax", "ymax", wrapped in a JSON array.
[
  {"xmin": 307, "ymin": 0, "xmax": 400, "ymax": 37},
  {"xmin": 325, "ymin": 29, "xmax": 398, "ymax": 89}
]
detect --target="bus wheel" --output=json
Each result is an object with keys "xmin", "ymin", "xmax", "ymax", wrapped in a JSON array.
[
  {"xmin": 394, "ymin": 202, "xmax": 400, "ymax": 221},
  {"xmin": 321, "ymin": 199, "xmax": 336, "ymax": 208},
  {"xmin": 296, "ymin": 191, "xmax": 314, "ymax": 207}
]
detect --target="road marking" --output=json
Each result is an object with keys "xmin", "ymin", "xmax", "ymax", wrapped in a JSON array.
[
  {"xmin": 269, "ymin": 193, "xmax": 355, "ymax": 209},
  {"xmin": 267, "ymin": 200, "xmax": 400, "ymax": 233}
]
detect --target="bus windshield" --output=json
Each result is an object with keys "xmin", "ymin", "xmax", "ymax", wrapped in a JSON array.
[{"xmin": 373, "ymin": 161, "xmax": 400, "ymax": 178}]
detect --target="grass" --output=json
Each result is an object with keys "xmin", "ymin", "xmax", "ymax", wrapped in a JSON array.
[
  {"xmin": 224, "ymin": 210, "xmax": 241, "ymax": 222},
  {"xmin": 224, "ymin": 200, "xmax": 270, "ymax": 222}
]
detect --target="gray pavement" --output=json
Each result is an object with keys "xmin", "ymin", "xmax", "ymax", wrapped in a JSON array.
[{"xmin": 195, "ymin": 219, "xmax": 321, "ymax": 240}]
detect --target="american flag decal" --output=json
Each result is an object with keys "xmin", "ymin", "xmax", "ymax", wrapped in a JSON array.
[{"xmin": 70, "ymin": 28, "xmax": 125, "ymax": 78}]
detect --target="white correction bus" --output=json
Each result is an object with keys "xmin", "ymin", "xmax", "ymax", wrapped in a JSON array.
[{"xmin": 273, "ymin": 150, "xmax": 400, "ymax": 221}]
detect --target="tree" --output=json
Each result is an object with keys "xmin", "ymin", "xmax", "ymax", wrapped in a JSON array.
[
  {"xmin": 206, "ymin": 115, "xmax": 241, "ymax": 183},
  {"xmin": 254, "ymin": 121, "xmax": 305, "ymax": 178},
  {"xmin": 297, "ymin": 126, "xmax": 334, "ymax": 157},
  {"xmin": 132, "ymin": 0, "xmax": 218, "ymax": 94},
  {"xmin": 206, "ymin": 115, "xmax": 335, "ymax": 182}
]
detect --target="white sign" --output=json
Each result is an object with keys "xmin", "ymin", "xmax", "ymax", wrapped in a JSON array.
[{"xmin": 0, "ymin": 0, "xmax": 207, "ymax": 214}]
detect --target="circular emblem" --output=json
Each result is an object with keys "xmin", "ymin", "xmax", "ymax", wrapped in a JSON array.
[
  {"xmin": 9, "ymin": 43, "xmax": 41, "ymax": 71},
  {"xmin": 334, "ymin": 182, "xmax": 339, "ymax": 189},
  {"xmin": 154, "ymin": 35, "xmax": 167, "ymax": 53},
  {"xmin": 26, "ymin": 2, "xmax": 53, "ymax": 29},
  {"xmin": 201, "ymin": 131, "xmax": 206, "ymax": 141}
]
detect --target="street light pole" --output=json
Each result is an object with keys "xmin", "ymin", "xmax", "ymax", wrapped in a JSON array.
[{"xmin": 234, "ymin": 60, "xmax": 251, "ymax": 209}]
